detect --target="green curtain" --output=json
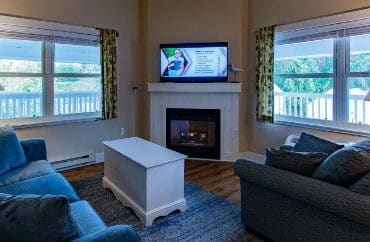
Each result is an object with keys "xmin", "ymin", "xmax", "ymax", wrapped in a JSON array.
[
  {"xmin": 100, "ymin": 28, "xmax": 118, "ymax": 119},
  {"xmin": 255, "ymin": 26, "xmax": 275, "ymax": 123}
]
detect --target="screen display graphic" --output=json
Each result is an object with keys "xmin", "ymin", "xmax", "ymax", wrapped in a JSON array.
[{"xmin": 160, "ymin": 43, "xmax": 228, "ymax": 82}]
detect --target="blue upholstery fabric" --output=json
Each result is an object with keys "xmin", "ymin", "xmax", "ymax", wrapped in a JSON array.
[
  {"xmin": 0, "ymin": 160, "xmax": 55, "ymax": 187},
  {"xmin": 70, "ymin": 201, "xmax": 106, "ymax": 236},
  {"xmin": 0, "ymin": 173, "xmax": 79, "ymax": 202},
  {"xmin": 0, "ymin": 193, "xmax": 79, "ymax": 242},
  {"xmin": 69, "ymin": 201, "xmax": 140, "ymax": 242},
  {"xmin": 312, "ymin": 138, "xmax": 370, "ymax": 186},
  {"xmin": 293, "ymin": 132, "xmax": 344, "ymax": 155},
  {"xmin": 72, "ymin": 225, "xmax": 140, "ymax": 242},
  {"xmin": 0, "ymin": 125, "xmax": 27, "ymax": 174},
  {"xmin": 0, "ymin": 136, "xmax": 140, "ymax": 242},
  {"xmin": 349, "ymin": 172, "xmax": 370, "ymax": 196},
  {"xmin": 20, "ymin": 138, "xmax": 47, "ymax": 162},
  {"xmin": 266, "ymin": 148, "xmax": 327, "ymax": 176}
]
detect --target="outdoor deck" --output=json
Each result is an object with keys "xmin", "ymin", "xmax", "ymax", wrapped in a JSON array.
[{"xmin": 0, "ymin": 91, "xmax": 101, "ymax": 119}]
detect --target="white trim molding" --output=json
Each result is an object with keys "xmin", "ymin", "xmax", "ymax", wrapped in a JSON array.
[{"xmin": 148, "ymin": 82, "xmax": 242, "ymax": 93}]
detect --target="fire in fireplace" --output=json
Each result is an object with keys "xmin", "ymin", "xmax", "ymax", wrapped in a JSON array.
[
  {"xmin": 166, "ymin": 108, "xmax": 220, "ymax": 159},
  {"xmin": 171, "ymin": 120, "xmax": 214, "ymax": 147}
]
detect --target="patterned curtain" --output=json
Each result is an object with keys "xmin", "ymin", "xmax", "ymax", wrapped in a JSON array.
[
  {"xmin": 100, "ymin": 29, "xmax": 118, "ymax": 119},
  {"xmin": 255, "ymin": 26, "xmax": 275, "ymax": 123}
]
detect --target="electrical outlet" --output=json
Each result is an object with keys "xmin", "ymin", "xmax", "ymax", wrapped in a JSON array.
[{"xmin": 120, "ymin": 128, "xmax": 125, "ymax": 136}]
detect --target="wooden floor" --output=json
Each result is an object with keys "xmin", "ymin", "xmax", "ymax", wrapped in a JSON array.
[{"xmin": 63, "ymin": 160, "xmax": 241, "ymax": 206}]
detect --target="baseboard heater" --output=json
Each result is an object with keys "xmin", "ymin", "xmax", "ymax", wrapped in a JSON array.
[{"xmin": 52, "ymin": 153, "xmax": 102, "ymax": 171}]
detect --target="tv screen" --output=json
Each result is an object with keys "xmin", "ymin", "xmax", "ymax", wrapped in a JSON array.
[{"xmin": 160, "ymin": 42, "xmax": 228, "ymax": 83}]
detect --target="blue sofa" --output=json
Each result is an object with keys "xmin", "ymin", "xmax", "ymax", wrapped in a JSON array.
[{"xmin": 0, "ymin": 138, "xmax": 140, "ymax": 242}]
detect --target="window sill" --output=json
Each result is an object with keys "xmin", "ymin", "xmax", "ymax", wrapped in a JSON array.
[
  {"xmin": 274, "ymin": 120, "xmax": 370, "ymax": 137},
  {"xmin": 8, "ymin": 117, "xmax": 104, "ymax": 130}
]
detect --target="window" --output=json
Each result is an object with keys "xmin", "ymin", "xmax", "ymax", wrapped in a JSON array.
[
  {"xmin": 347, "ymin": 34, "xmax": 370, "ymax": 126},
  {"xmin": 0, "ymin": 15, "xmax": 101, "ymax": 126},
  {"xmin": 53, "ymin": 44, "xmax": 102, "ymax": 116},
  {"xmin": 274, "ymin": 38, "xmax": 334, "ymax": 122},
  {"xmin": 274, "ymin": 8, "xmax": 370, "ymax": 133},
  {"xmin": 0, "ymin": 39, "xmax": 43, "ymax": 120}
]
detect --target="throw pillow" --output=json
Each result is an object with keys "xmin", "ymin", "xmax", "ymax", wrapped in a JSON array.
[
  {"xmin": 0, "ymin": 125, "xmax": 27, "ymax": 174},
  {"xmin": 293, "ymin": 132, "xmax": 344, "ymax": 155},
  {"xmin": 0, "ymin": 193, "xmax": 81, "ymax": 242},
  {"xmin": 265, "ymin": 148, "xmax": 328, "ymax": 176},
  {"xmin": 349, "ymin": 172, "xmax": 370, "ymax": 196},
  {"xmin": 312, "ymin": 138, "xmax": 370, "ymax": 186}
]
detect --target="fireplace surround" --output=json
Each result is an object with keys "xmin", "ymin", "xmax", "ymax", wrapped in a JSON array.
[
  {"xmin": 148, "ymin": 82, "xmax": 241, "ymax": 161},
  {"xmin": 166, "ymin": 108, "xmax": 221, "ymax": 159}
]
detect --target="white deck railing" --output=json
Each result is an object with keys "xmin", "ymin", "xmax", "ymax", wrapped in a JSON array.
[
  {"xmin": 275, "ymin": 92, "xmax": 370, "ymax": 124},
  {"xmin": 54, "ymin": 91, "xmax": 101, "ymax": 116},
  {"xmin": 0, "ymin": 91, "xmax": 101, "ymax": 119}
]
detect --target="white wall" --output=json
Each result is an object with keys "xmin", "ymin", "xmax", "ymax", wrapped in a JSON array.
[{"xmin": 0, "ymin": 0, "xmax": 143, "ymax": 161}]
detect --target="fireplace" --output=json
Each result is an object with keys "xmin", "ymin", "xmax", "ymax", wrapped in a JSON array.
[{"xmin": 166, "ymin": 108, "xmax": 220, "ymax": 159}]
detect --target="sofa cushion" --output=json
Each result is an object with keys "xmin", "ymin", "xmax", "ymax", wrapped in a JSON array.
[
  {"xmin": 20, "ymin": 138, "xmax": 47, "ymax": 163},
  {"xmin": 349, "ymin": 172, "xmax": 370, "ymax": 196},
  {"xmin": 266, "ymin": 148, "xmax": 328, "ymax": 176},
  {"xmin": 0, "ymin": 193, "xmax": 80, "ymax": 242},
  {"xmin": 0, "ymin": 160, "xmax": 56, "ymax": 187},
  {"xmin": 312, "ymin": 138, "xmax": 370, "ymax": 186},
  {"xmin": 0, "ymin": 173, "xmax": 79, "ymax": 202},
  {"xmin": 293, "ymin": 132, "xmax": 344, "ymax": 155},
  {"xmin": 0, "ymin": 125, "xmax": 27, "ymax": 174},
  {"xmin": 70, "ymin": 200, "xmax": 106, "ymax": 236}
]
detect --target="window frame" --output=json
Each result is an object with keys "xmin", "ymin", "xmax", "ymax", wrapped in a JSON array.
[
  {"xmin": 50, "ymin": 42, "xmax": 103, "ymax": 121},
  {"xmin": 0, "ymin": 40, "xmax": 45, "ymax": 125},
  {"xmin": 344, "ymin": 34, "xmax": 370, "ymax": 131},
  {"xmin": 274, "ymin": 37, "xmax": 336, "ymax": 127},
  {"xmin": 0, "ymin": 15, "xmax": 103, "ymax": 128},
  {"xmin": 273, "ymin": 9, "xmax": 370, "ymax": 135}
]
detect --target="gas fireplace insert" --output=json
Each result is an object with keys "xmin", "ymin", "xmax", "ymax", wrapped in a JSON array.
[{"xmin": 166, "ymin": 108, "xmax": 220, "ymax": 159}]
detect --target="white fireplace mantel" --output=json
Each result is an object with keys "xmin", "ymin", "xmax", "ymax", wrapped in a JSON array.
[
  {"xmin": 148, "ymin": 82, "xmax": 242, "ymax": 161},
  {"xmin": 148, "ymin": 82, "xmax": 242, "ymax": 93}
]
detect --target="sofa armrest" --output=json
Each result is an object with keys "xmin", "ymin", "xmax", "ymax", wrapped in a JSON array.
[
  {"xmin": 20, "ymin": 139, "xmax": 47, "ymax": 162},
  {"xmin": 235, "ymin": 159, "xmax": 370, "ymax": 227},
  {"xmin": 279, "ymin": 144, "xmax": 294, "ymax": 151},
  {"xmin": 72, "ymin": 225, "xmax": 140, "ymax": 242}
]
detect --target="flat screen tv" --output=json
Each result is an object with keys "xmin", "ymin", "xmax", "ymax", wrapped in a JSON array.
[{"xmin": 160, "ymin": 42, "xmax": 228, "ymax": 83}]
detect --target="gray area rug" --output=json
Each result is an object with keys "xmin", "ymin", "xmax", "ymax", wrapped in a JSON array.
[{"xmin": 71, "ymin": 174, "xmax": 262, "ymax": 241}]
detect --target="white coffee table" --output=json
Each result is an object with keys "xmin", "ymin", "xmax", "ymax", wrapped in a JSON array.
[{"xmin": 102, "ymin": 137, "xmax": 187, "ymax": 226}]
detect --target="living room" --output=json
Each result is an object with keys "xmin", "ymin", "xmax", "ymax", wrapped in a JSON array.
[{"xmin": 0, "ymin": 0, "xmax": 369, "ymax": 241}]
